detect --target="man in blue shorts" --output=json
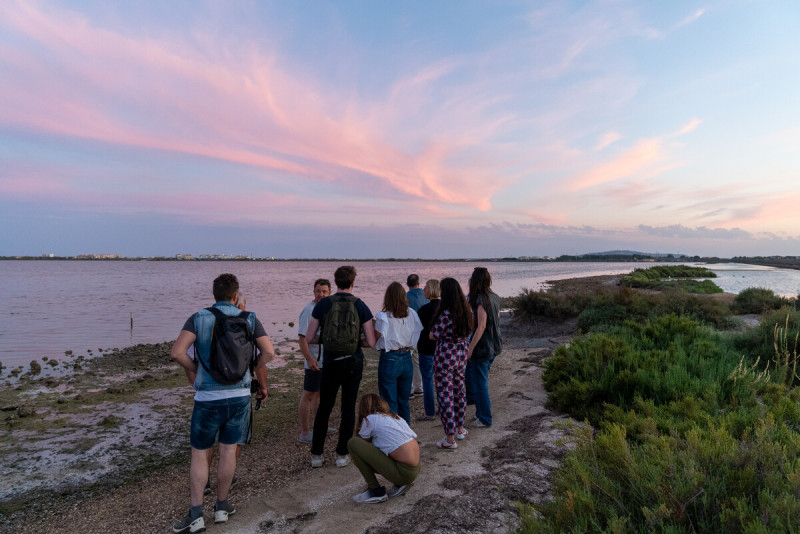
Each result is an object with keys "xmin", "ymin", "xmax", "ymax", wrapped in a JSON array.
[
  {"xmin": 171, "ymin": 273, "xmax": 274, "ymax": 533},
  {"xmin": 297, "ymin": 278, "xmax": 331, "ymax": 442}
]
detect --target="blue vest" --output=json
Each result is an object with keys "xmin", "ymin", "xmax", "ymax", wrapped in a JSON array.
[{"xmin": 193, "ymin": 302, "xmax": 256, "ymax": 392}]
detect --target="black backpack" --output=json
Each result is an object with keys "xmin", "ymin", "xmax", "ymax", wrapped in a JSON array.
[
  {"xmin": 197, "ymin": 307, "xmax": 256, "ymax": 385},
  {"xmin": 321, "ymin": 295, "xmax": 361, "ymax": 358}
]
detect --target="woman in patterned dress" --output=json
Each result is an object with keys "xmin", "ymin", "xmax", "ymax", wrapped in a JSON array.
[{"xmin": 428, "ymin": 277, "xmax": 473, "ymax": 449}]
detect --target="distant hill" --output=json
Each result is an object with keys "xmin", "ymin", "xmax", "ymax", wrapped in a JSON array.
[{"xmin": 583, "ymin": 250, "xmax": 688, "ymax": 258}]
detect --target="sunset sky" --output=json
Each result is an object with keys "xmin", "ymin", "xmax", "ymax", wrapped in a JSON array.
[{"xmin": 1, "ymin": 1, "xmax": 799, "ymax": 258}]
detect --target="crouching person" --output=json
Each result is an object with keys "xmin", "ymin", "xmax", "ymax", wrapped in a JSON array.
[
  {"xmin": 171, "ymin": 273, "xmax": 274, "ymax": 533},
  {"xmin": 348, "ymin": 393, "xmax": 420, "ymax": 504}
]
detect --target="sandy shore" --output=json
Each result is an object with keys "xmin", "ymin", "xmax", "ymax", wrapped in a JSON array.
[{"xmin": 0, "ymin": 277, "xmax": 618, "ymax": 533}]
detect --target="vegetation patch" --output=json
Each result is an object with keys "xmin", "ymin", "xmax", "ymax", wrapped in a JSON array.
[
  {"xmin": 621, "ymin": 265, "xmax": 722, "ymax": 293},
  {"xmin": 524, "ymin": 308, "xmax": 800, "ymax": 532}
]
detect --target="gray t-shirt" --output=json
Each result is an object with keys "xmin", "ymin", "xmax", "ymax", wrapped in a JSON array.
[{"xmin": 298, "ymin": 300, "xmax": 323, "ymax": 370}]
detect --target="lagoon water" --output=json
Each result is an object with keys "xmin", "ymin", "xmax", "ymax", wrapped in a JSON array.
[{"xmin": 1, "ymin": 260, "xmax": 798, "ymax": 369}]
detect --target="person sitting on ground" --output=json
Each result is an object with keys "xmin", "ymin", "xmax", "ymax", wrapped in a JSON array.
[
  {"xmin": 375, "ymin": 281, "xmax": 423, "ymax": 424},
  {"xmin": 429, "ymin": 277, "xmax": 472, "ymax": 450},
  {"xmin": 348, "ymin": 393, "xmax": 420, "ymax": 504}
]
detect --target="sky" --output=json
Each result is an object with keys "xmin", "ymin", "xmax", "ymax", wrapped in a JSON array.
[{"xmin": 1, "ymin": 1, "xmax": 799, "ymax": 259}]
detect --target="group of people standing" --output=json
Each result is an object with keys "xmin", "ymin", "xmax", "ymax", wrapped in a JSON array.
[{"xmin": 170, "ymin": 265, "xmax": 501, "ymax": 532}]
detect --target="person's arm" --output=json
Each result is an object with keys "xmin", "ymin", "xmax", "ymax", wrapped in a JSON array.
[
  {"xmin": 362, "ymin": 319, "xmax": 377, "ymax": 348},
  {"xmin": 467, "ymin": 305, "xmax": 487, "ymax": 359},
  {"xmin": 171, "ymin": 330, "xmax": 198, "ymax": 373},
  {"xmin": 298, "ymin": 334, "xmax": 319, "ymax": 372},
  {"xmin": 305, "ymin": 317, "xmax": 320, "ymax": 344},
  {"xmin": 254, "ymin": 335, "xmax": 274, "ymax": 400}
]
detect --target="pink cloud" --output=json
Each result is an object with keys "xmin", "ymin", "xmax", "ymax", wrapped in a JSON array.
[
  {"xmin": 0, "ymin": 1, "xmax": 513, "ymax": 213},
  {"xmin": 568, "ymin": 138, "xmax": 664, "ymax": 191}
]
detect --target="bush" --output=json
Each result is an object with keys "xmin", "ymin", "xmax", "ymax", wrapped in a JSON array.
[
  {"xmin": 527, "ymin": 314, "xmax": 800, "ymax": 533},
  {"xmin": 511, "ymin": 288, "xmax": 591, "ymax": 322},
  {"xmin": 733, "ymin": 287, "xmax": 791, "ymax": 314},
  {"xmin": 621, "ymin": 266, "xmax": 721, "ymax": 293}
]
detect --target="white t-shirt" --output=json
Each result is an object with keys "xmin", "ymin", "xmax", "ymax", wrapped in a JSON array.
[
  {"xmin": 298, "ymin": 300, "xmax": 323, "ymax": 370},
  {"xmin": 358, "ymin": 413, "xmax": 418, "ymax": 456},
  {"xmin": 375, "ymin": 309, "xmax": 423, "ymax": 352}
]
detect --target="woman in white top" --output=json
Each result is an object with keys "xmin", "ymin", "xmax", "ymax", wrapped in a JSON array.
[
  {"xmin": 374, "ymin": 282, "xmax": 423, "ymax": 424},
  {"xmin": 347, "ymin": 393, "xmax": 420, "ymax": 503}
]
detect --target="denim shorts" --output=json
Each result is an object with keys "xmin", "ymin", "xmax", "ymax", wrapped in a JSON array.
[
  {"xmin": 190, "ymin": 396, "xmax": 251, "ymax": 449},
  {"xmin": 304, "ymin": 368, "xmax": 322, "ymax": 392}
]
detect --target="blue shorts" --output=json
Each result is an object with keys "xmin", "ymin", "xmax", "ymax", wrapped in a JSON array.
[
  {"xmin": 304, "ymin": 368, "xmax": 322, "ymax": 392},
  {"xmin": 190, "ymin": 396, "xmax": 250, "ymax": 449}
]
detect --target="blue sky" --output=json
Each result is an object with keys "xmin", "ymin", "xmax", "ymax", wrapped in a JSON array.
[{"xmin": 1, "ymin": 1, "xmax": 799, "ymax": 258}]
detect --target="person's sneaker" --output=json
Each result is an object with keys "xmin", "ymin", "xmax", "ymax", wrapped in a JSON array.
[
  {"xmin": 172, "ymin": 513, "xmax": 205, "ymax": 533},
  {"xmin": 327, "ymin": 427, "xmax": 338, "ymax": 434},
  {"xmin": 387, "ymin": 484, "xmax": 408, "ymax": 498},
  {"xmin": 311, "ymin": 454, "xmax": 324, "ymax": 468},
  {"xmin": 335, "ymin": 453, "xmax": 351, "ymax": 468},
  {"xmin": 213, "ymin": 501, "xmax": 236, "ymax": 524},
  {"xmin": 435, "ymin": 437, "xmax": 458, "ymax": 450},
  {"xmin": 471, "ymin": 418, "xmax": 489, "ymax": 428},
  {"xmin": 456, "ymin": 428, "xmax": 469, "ymax": 440},
  {"xmin": 298, "ymin": 431, "xmax": 313, "ymax": 443},
  {"xmin": 203, "ymin": 477, "xmax": 211, "ymax": 495},
  {"xmin": 352, "ymin": 486, "xmax": 388, "ymax": 503}
]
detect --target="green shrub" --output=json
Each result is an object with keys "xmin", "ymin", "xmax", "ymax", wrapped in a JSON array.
[
  {"xmin": 621, "ymin": 266, "xmax": 721, "ymax": 293},
  {"xmin": 511, "ymin": 288, "xmax": 589, "ymax": 321},
  {"xmin": 528, "ymin": 314, "xmax": 800, "ymax": 533},
  {"xmin": 733, "ymin": 287, "xmax": 791, "ymax": 314}
]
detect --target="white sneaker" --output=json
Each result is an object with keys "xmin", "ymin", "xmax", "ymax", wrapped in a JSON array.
[
  {"xmin": 172, "ymin": 514, "xmax": 204, "ymax": 533},
  {"xmin": 335, "ymin": 453, "xmax": 351, "ymax": 468},
  {"xmin": 471, "ymin": 418, "xmax": 489, "ymax": 428},
  {"xmin": 311, "ymin": 454, "xmax": 324, "ymax": 468},
  {"xmin": 456, "ymin": 428, "xmax": 469, "ymax": 440},
  {"xmin": 387, "ymin": 484, "xmax": 408, "ymax": 498},
  {"xmin": 352, "ymin": 487, "xmax": 388, "ymax": 503},
  {"xmin": 298, "ymin": 431, "xmax": 313, "ymax": 443},
  {"xmin": 435, "ymin": 437, "xmax": 458, "ymax": 450},
  {"xmin": 213, "ymin": 501, "xmax": 235, "ymax": 524}
]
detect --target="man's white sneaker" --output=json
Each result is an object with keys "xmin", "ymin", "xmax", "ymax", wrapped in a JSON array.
[
  {"xmin": 471, "ymin": 418, "xmax": 489, "ymax": 428},
  {"xmin": 213, "ymin": 501, "xmax": 235, "ymax": 524},
  {"xmin": 335, "ymin": 453, "xmax": 351, "ymax": 467},
  {"xmin": 172, "ymin": 514, "xmax": 205, "ymax": 533},
  {"xmin": 311, "ymin": 454, "xmax": 324, "ymax": 468}
]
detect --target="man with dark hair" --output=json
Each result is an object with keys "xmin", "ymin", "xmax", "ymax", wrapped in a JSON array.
[
  {"xmin": 297, "ymin": 278, "xmax": 331, "ymax": 443},
  {"xmin": 305, "ymin": 265, "xmax": 376, "ymax": 468},
  {"xmin": 406, "ymin": 273, "xmax": 429, "ymax": 398},
  {"xmin": 171, "ymin": 274, "xmax": 274, "ymax": 533}
]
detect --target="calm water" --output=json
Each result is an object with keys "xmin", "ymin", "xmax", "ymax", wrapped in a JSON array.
[{"xmin": 1, "ymin": 260, "xmax": 798, "ymax": 369}]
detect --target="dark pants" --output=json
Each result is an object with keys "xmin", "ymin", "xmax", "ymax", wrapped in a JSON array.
[{"xmin": 311, "ymin": 356, "xmax": 363, "ymax": 456}]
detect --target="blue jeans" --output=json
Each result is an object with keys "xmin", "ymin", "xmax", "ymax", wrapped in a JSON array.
[
  {"xmin": 466, "ymin": 356, "xmax": 494, "ymax": 426},
  {"xmin": 418, "ymin": 353, "xmax": 435, "ymax": 416},
  {"xmin": 378, "ymin": 350, "xmax": 413, "ymax": 423}
]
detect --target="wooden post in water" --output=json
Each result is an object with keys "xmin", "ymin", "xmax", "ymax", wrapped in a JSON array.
[{"xmin": 130, "ymin": 312, "xmax": 133, "ymax": 330}]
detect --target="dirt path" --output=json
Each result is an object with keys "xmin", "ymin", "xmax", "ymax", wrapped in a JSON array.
[{"xmin": 207, "ymin": 322, "xmax": 576, "ymax": 534}]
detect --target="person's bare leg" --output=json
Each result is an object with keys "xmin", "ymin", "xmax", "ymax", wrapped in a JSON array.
[
  {"xmin": 190, "ymin": 448, "xmax": 211, "ymax": 506},
  {"xmin": 216, "ymin": 443, "xmax": 238, "ymax": 502}
]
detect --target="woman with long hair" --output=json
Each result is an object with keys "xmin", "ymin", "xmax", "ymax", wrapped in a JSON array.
[
  {"xmin": 374, "ymin": 281, "xmax": 423, "ymax": 423},
  {"xmin": 466, "ymin": 267, "xmax": 502, "ymax": 428},
  {"xmin": 429, "ymin": 277, "xmax": 473, "ymax": 449},
  {"xmin": 347, "ymin": 393, "xmax": 420, "ymax": 503}
]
